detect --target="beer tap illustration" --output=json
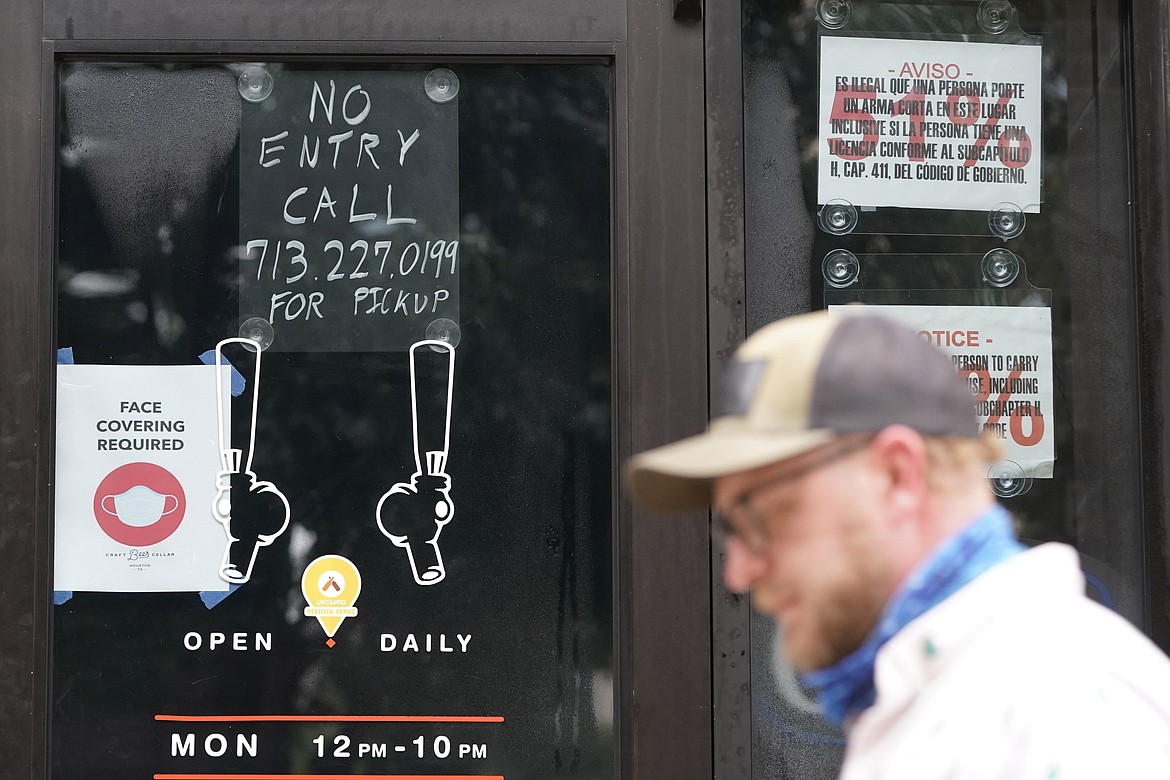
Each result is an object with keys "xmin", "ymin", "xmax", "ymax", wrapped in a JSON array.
[
  {"xmin": 212, "ymin": 337, "xmax": 291, "ymax": 584},
  {"xmin": 376, "ymin": 340, "xmax": 456, "ymax": 586}
]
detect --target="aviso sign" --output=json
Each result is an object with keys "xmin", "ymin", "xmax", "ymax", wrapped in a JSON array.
[
  {"xmin": 239, "ymin": 68, "xmax": 460, "ymax": 351},
  {"xmin": 818, "ymin": 36, "xmax": 1043, "ymax": 213}
]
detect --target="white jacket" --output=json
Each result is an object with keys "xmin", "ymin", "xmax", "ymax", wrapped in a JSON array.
[{"xmin": 842, "ymin": 544, "xmax": 1170, "ymax": 779}]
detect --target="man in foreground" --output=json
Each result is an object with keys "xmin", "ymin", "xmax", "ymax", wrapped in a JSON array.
[{"xmin": 626, "ymin": 310, "xmax": 1170, "ymax": 777}]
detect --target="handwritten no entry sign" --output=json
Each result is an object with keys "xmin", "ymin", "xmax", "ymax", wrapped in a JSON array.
[
  {"xmin": 818, "ymin": 36, "xmax": 1043, "ymax": 213},
  {"xmin": 239, "ymin": 68, "xmax": 459, "ymax": 352}
]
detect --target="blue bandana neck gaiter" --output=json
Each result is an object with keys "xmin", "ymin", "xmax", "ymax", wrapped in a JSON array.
[{"xmin": 800, "ymin": 505, "xmax": 1024, "ymax": 729}]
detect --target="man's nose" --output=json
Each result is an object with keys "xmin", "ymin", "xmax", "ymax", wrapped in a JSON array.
[{"xmin": 721, "ymin": 535, "xmax": 765, "ymax": 594}]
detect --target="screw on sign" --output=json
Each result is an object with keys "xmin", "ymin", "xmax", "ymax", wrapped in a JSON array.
[
  {"xmin": 960, "ymin": 366, "xmax": 1045, "ymax": 446},
  {"xmin": 827, "ymin": 81, "xmax": 1032, "ymax": 168}
]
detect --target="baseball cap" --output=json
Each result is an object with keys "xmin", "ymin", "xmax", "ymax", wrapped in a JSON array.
[{"xmin": 625, "ymin": 309, "xmax": 980, "ymax": 513}]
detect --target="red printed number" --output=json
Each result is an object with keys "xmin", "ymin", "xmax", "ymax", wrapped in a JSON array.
[{"xmin": 827, "ymin": 86, "xmax": 877, "ymax": 160}]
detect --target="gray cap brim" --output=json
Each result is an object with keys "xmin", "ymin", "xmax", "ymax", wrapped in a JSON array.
[{"xmin": 625, "ymin": 427, "xmax": 836, "ymax": 513}]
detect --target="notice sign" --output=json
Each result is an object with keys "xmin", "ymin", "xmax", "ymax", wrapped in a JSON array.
[
  {"xmin": 239, "ymin": 69, "xmax": 460, "ymax": 352},
  {"xmin": 54, "ymin": 365, "xmax": 229, "ymax": 591},
  {"xmin": 819, "ymin": 36, "xmax": 1042, "ymax": 213},
  {"xmin": 831, "ymin": 305, "xmax": 1055, "ymax": 477}
]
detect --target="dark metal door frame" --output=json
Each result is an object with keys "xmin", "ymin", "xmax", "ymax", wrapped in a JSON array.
[
  {"xmin": 0, "ymin": 1, "xmax": 53, "ymax": 777},
  {"xmin": 1130, "ymin": 0, "xmax": 1170, "ymax": 655},
  {"xmin": 0, "ymin": 1, "xmax": 713, "ymax": 777}
]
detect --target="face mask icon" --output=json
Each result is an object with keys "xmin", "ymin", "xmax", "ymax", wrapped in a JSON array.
[{"xmin": 101, "ymin": 485, "xmax": 180, "ymax": 527}]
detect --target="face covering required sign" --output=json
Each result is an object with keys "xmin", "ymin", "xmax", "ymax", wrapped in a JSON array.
[{"xmin": 55, "ymin": 364, "xmax": 229, "ymax": 592}]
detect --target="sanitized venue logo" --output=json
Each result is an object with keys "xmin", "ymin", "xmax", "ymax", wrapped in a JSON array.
[
  {"xmin": 302, "ymin": 554, "xmax": 362, "ymax": 647},
  {"xmin": 92, "ymin": 461, "xmax": 187, "ymax": 547}
]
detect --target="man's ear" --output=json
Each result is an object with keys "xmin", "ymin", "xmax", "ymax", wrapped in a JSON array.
[{"xmin": 868, "ymin": 424, "xmax": 928, "ymax": 516}]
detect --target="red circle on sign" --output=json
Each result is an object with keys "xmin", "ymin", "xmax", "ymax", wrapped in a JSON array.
[{"xmin": 92, "ymin": 462, "xmax": 187, "ymax": 546}]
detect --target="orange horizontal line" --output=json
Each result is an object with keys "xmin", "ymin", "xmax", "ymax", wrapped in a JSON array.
[
  {"xmin": 155, "ymin": 715, "xmax": 504, "ymax": 724},
  {"xmin": 153, "ymin": 776, "xmax": 503, "ymax": 780}
]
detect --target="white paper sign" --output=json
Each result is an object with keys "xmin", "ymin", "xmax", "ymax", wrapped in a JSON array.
[
  {"xmin": 818, "ymin": 36, "xmax": 1043, "ymax": 213},
  {"xmin": 54, "ymin": 364, "xmax": 230, "ymax": 592},
  {"xmin": 830, "ymin": 305, "xmax": 1055, "ymax": 477}
]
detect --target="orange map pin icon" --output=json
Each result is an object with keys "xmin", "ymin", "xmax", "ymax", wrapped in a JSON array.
[{"xmin": 302, "ymin": 554, "xmax": 361, "ymax": 647}]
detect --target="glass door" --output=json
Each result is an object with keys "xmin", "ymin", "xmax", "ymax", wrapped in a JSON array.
[
  {"xmin": 740, "ymin": 0, "xmax": 1151, "ymax": 775},
  {"xmin": 53, "ymin": 60, "xmax": 615, "ymax": 780}
]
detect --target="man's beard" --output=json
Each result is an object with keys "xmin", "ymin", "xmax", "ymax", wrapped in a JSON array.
[{"xmin": 781, "ymin": 514, "xmax": 893, "ymax": 672}]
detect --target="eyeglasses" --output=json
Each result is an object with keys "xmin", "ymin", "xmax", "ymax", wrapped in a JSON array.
[{"xmin": 712, "ymin": 435, "xmax": 874, "ymax": 554}]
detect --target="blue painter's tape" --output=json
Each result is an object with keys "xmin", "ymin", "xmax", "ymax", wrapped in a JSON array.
[
  {"xmin": 55, "ymin": 351, "xmax": 75, "ymax": 604},
  {"xmin": 200, "ymin": 583, "xmax": 241, "ymax": 609},
  {"xmin": 199, "ymin": 350, "xmax": 246, "ymax": 397}
]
